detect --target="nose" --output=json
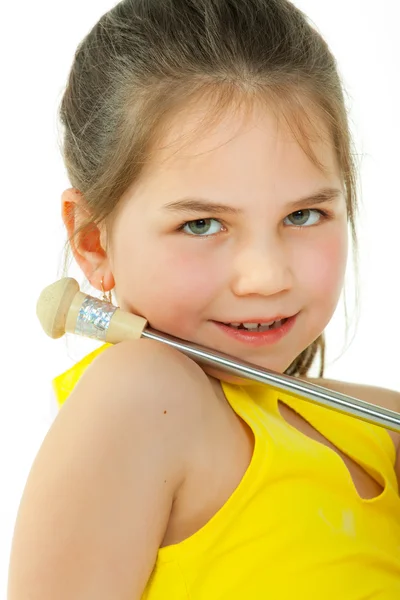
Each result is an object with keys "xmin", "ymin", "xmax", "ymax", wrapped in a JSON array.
[{"xmin": 231, "ymin": 240, "xmax": 293, "ymax": 297}]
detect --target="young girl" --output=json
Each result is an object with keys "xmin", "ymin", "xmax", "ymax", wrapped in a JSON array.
[{"xmin": 8, "ymin": 0, "xmax": 400, "ymax": 598}]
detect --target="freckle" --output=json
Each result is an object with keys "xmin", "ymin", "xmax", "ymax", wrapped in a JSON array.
[{"xmin": 164, "ymin": 480, "xmax": 167, "ymax": 483}]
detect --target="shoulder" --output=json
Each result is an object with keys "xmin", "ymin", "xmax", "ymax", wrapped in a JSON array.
[
  {"xmin": 306, "ymin": 376, "xmax": 400, "ymax": 449},
  {"xmin": 309, "ymin": 378, "xmax": 400, "ymax": 411},
  {"xmin": 79, "ymin": 338, "xmax": 210, "ymax": 406},
  {"xmin": 68, "ymin": 339, "xmax": 212, "ymax": 482}
]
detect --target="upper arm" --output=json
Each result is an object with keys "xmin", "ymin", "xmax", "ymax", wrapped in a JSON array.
[{"xmin": 8, "ymin": 339, "xmax": 205, "ymax": 600}]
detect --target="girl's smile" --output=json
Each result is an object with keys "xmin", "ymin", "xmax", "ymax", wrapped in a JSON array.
[{"xmin": 210, "ymin": 312, "xmax": 299, "ymax": 348}]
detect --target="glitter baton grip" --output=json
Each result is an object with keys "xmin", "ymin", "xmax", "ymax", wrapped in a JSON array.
[{"xmin": 75, "ymin": 296, "xmax": 118, "ymax": 341}]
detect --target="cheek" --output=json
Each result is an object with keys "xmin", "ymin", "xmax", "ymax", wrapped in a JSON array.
[
  {"xmin": 157, "ymin": 245, "xmax": 222, "ymax": 301},
  {"xmin": 121, "ymin": 241, "xmax": 224, "ymax": 334},
  {"xmin": 299, "ymin": 230, "xmax": 348, "ymax": 304}
]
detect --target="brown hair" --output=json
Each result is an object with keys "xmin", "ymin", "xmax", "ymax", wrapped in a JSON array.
[{"xmin": 59, "ymin": 0, "xmax": 360, "ymax": 378}]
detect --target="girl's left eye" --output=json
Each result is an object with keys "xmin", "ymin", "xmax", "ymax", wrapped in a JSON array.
[
  {"xmin": 179, "ymin": 218, "xmax": 224, "ymax": 236},
  {"xmin": 284, "ymin": 209, "xmax": 327, "ymax": 227}
]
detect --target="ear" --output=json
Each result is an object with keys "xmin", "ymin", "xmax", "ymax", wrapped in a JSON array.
[{"xmin": 61, "ymin": 188, "xmax": 114, "ymax": 291}]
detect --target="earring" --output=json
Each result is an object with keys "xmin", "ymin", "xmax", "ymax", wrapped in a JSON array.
[{"xmin": 100, "ymin": 277, "xmax": 113, "ymax": 304}]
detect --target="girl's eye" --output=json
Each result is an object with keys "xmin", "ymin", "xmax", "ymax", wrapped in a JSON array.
[
  {"xmin": 284, "ymin": 209, "xmax": 326, "ymax": 227},
  {"xmin": 180, "ymin": 218, "xmax": 224, "ymax": 236},
  {"xmin": 178, "ymin": 209, "xmax": 329, "ymax": 236}
]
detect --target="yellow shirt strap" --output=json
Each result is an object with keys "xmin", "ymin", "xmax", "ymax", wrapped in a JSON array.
[{"xmin": 52, "ymin": 343, "xmax": 113, "ymax": 409}]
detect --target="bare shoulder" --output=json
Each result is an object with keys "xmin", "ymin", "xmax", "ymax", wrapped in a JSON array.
[
  {"xmin": 73, "ymin": 338, "xmax": 210, "ymax": 404},
  {"xmin": 306, "ymin": 376, "xmax": 400, "ymax": 449},
  {"xmin": 71, "ymin": 337, "xmax": 212, "ymax": 454},
  {"xmin": 86, "ymin": 337, "xmax": 209, "ymax": 397},
  {"xmin": 308, "ymin": 377, "xmax": 400, "ymax": 413}
]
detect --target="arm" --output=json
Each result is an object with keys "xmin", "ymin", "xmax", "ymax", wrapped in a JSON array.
[{"xmin": 7, "ymin": 339, "xmax": 205, "ymax": 600}]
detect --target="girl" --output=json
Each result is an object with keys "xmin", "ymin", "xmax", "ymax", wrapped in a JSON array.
[{"xmin": 8, "ymin": 0, "xmax": 400, "ymax": 598}]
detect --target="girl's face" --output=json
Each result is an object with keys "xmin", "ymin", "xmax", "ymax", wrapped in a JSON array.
[{"xmin": 107, "ymin": 102, "xmax": 348, "ymax": 378}]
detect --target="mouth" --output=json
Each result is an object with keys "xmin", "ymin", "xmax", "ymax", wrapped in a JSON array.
[
  {"xmin": 220, "ymin": 318, "xmax": 290, "ymax": 332},
  {"xmin": 211, "ymin": 314, "xmax": 299, "ymax": 346}
]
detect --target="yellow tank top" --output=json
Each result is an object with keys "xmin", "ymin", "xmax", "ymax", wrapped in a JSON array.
[{"xmin": 53, "ymin": 343, "xmax": 400, "ymax": 598}]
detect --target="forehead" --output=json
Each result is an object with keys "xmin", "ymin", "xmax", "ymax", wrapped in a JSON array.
[
  {"xmin": 148, "ymin": 97, "xmax": 339, "ymax": 179},
  {"xmin": 117, "ymin": 96, "xmax": 343, "ymax": 219}
]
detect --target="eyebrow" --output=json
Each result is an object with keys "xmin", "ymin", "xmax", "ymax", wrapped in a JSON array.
[{"xmin": 162, "ymin": 187, "xmax": 343, "ymax": 215}]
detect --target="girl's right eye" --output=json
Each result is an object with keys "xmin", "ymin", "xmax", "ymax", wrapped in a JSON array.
[{"xmin": 179, "ymin": 218, "xmax": 224, "ymax": 236}]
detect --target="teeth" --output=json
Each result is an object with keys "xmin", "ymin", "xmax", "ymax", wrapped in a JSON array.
[
  {"xmin": 259, "ymin": 320, "xmax": 283, "ymax": 331},
  {"xmin": 226, "ymin": 320, "xmax": 283, "ymax": 331},
  {"xmin": 242, "ymin": 322, "xmax": 259, "ymax": 330}
]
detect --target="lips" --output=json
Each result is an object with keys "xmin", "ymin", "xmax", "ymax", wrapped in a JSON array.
[{"xmin": 211, "ymin": 313, "xmax": 298, "ymax": 347}]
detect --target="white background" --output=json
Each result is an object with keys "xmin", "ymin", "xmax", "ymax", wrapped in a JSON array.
[{"xmin": 1, "ymin": 0, "xmax": 399, "ymax": 595}]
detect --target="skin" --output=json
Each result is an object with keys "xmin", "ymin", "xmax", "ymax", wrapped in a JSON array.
[{"xmin": 62, "ymin": 99, "xmax": 348, "ymax": 382}]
